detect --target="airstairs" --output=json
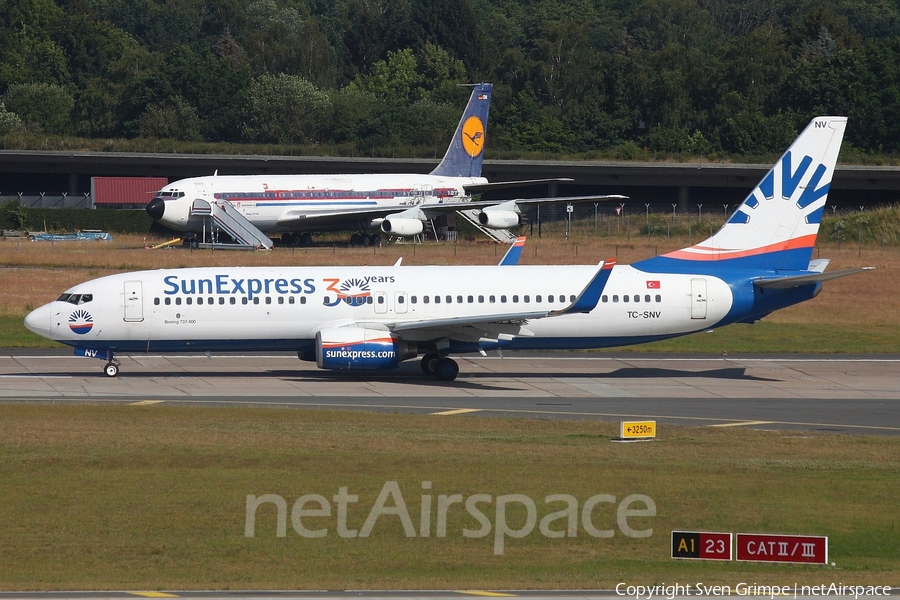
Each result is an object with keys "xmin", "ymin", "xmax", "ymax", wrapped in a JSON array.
[
  {"xmin": 190, "ymin": 199, "xmax": 273, "ymax": 250},
  {"xmin": 456, "ymin": 209, "xmax": 519, "ymax": 244}
]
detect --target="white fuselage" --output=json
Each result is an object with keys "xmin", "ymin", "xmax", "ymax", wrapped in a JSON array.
[
  {"xmin": 153, "ymin": 174, "xmax": 488, "ymax": 233},
  {"xmin": 26, "ymin": 264, "xmax": 733, "ymax": 354}
]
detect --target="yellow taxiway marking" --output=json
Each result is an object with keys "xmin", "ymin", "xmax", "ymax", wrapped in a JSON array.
[
  {"xmin": 710, "ymin": 420, "xmax": 774, "ymax": 428},
  {"xmin": 432, "ymin": 408, "xmax": 482, "ymax": 416},
  {"xmin": 455, "ymin": 592, "xmax": 518, "ymax": 597},
  {"xmin": 130, "ymin": 400, "xmax": 165, "ymax": 406},
  {"xmin": 127, "ymin": 593, "xmax": 179, "ymax": 598}
]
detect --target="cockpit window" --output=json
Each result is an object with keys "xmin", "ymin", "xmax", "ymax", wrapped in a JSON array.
[
  {"xmin": 57, "ymin": 293, "xmax": 92, "ymax": 305},
  {"xmin": 157, "ymin": 191, "xmax": 185, "ymax": 199}
]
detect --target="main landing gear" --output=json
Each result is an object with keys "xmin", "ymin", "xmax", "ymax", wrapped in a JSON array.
[
  {"xmin": 350, "ymin": 233, "xmax": 382, "ymax": 247},
  {"xmin": 420, "ymin": 353, "xmax": 459, "ymax": 381},
  {"xmin": 104, "ymin": 359, "xmax": 120, "ymax": 377}
]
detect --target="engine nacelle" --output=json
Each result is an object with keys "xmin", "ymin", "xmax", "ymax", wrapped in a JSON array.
[
  {"xmin": 316, "ymin": 328, "xmax": 417, "ymax": 371},
  {"xmin": 478, "ymin": 210, "xmax": 521, "ymax": 229},
  {"xmin": 381, "ymin": 218, "xmax": 424, "ymax": 236}
]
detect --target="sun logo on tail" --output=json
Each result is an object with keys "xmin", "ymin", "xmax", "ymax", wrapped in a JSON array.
[
  {"xmin": 68, "ymin": 309, "xmax": 93, "ymax": 335},
  {"xmin": 461, "ymin": 116, "xmax": 485, "ymax": 157}
]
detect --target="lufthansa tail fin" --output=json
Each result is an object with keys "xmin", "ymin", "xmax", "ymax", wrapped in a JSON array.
[
  {"xmin": 430, "ymin": 83, "xmax": 492, "ymax": 178},
  {"xmin": 637, "ymin": 116, "xmax": 847, "ymax": 272}
]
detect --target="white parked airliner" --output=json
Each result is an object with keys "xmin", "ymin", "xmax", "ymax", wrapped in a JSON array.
[
  {"xmin": 145, "ymin": 82, "xmax": 622, "ymax": 246},
  {"xmin": 26, "ymin": 116, "xmax": 871, "ymax": 380}
]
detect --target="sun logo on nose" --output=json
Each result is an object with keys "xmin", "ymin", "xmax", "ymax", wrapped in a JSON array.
[{"xmin": 68, "ymin": 309, "xmax": 94, "ymax": 335}]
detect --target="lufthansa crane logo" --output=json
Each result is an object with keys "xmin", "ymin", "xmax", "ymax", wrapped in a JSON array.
[
  {"xmin": 461, "ymin": 116, "xmax": 485, "ymax": 158},
  {"xmin": 68, "ymin": 309, "xmax": 93, "ymax": 335}
]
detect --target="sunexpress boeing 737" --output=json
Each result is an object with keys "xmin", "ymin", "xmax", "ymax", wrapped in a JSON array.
[
  {"xmin": 145, "ymin": 82, "xmax": 620, "ymax": 246},
  {"xmin": 25, "ymin": 117, "xmax": 871, "ymax": 381}
]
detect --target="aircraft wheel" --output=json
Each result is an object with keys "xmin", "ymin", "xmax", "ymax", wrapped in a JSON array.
[
  {"xmin": 435, "ymin": 357, "xmax": 459, "ymax": 381},
  {"xmin": 104, "ymin": 362, "xmax": 119, "ymax": 377},
  {"xmin": 362, "ymin": 234, "xmax": 372, "ymax": 247},
  {"xmin": 421, "ymin": 353, "xmax": 440, "ymax": 376},
  {"xmin": 350, "ymin": 233, "xmax": 362, "ymax": 246},
  {"xmin": 300, "ymin": 232, "xmax": 313, "ymax": 246},
  {"xmin": 372, "ymin": 234, "xmax": 382, "ymax": 247}
]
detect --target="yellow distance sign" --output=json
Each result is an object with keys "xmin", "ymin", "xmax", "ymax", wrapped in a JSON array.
[
  {"xmin": 620, "ymin": 420, "xmax": 657, "ymax": 439},
  {"xmin": 461, "ymin": 116, "xmax": 485, "ymax": 157}
]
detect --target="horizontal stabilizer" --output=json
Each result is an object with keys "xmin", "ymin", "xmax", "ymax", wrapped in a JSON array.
[{"xmin": 754, "ymin": 267, "xmax": 874, "ymax": 289}]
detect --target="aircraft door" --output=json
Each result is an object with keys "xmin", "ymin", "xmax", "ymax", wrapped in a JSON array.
[
  {"xmin": 374, "ymin": 291, "xmax": 387, "ymax": 314},
  {"xmin": 690, "ymin": 278, "xmax": 707, "ymax": 319},
  {"xmin": 394, "ymin": 292, "xmax": 408, "ymax": 314},
  {"xmin": 124, "ymin": 281, "xmax": 144, "ymax": 322},
  {"xmin": 194, "ymin": 182, "xmax": 209, "ymax": 198}
]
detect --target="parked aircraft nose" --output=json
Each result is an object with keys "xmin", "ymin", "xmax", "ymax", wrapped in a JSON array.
[
  {"xmin": 146, "ymin": 197, "xmax": 165, "ymax": 221},
  {"xmin": 24, "ymin": 304, "xmax": 52, "ymax": 340}
]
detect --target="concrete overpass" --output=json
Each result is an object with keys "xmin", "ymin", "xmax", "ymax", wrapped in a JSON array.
[{"xmin": 1, "ymin": 149, "xmax": 898, "ymax": 211}]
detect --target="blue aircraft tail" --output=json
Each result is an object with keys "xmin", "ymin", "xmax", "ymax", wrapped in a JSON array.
[
  {"xmin": 430, "ymin": 83, "xmax": 492, "ymax": 178},
  {"xmin": 636, "ymin": 116, "xmax": 847, "ymax": 274}
]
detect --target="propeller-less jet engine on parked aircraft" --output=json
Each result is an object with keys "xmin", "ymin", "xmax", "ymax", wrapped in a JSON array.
[
  {"xmin": 145, "ymin": 83, "xmax": 623, "ymax": 247},
  {"xmin": 29, "ymin": 117, "xmax": 870, "ymax": 381}
]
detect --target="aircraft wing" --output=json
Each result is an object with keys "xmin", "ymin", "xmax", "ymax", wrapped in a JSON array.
[
  {"xmin": 275, "ymin": 195, "xmax": 627, "ymax": 228},
  {"xmin": 463, "ymin": 178, "xmax": 574, "ymax": 195},
  {"xmin": 375, "ymin": 260, "xmax": 615, "ymax": 340}
]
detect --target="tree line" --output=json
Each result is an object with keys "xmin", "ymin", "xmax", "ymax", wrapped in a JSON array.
[{"xmin": 1, "ymin": 0, "xmax": 899, "ymax": 159}]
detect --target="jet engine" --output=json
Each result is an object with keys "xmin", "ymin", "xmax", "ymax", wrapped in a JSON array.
[
  {"xmin": 380, "ymin": 218, "xmax": 425, "ymax": 236},
  {"xmin": 478, "ymin": 210, "xmax": 521, "ymax": 229},
  {"xmin": 316, "ymin": 328, "xmax": 417, "ymax": 371}
]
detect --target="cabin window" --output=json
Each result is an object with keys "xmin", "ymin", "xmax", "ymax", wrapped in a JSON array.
[
  {"xmin": 186, "ymin": 297, "xmax": 193, "ymax": 305},
  {"xmin": 289, "ymin": 297, "xmax": 295, "ymax": 305},
  {"xmin": 501, "ymin": 295, "xmax": 507, "ymax": 303},
  {"xmin": 512, "ymin": 295, "xmax": 519, "ymax": 303},
  {"xmin": 489, "ymin": 295, "xmax": 496, "ymax": 303},
  {"xmin": 524, "ymin": 295, "xmax": 530, "ymax": 303},
  {"xmin": 645, "ymin": 295, "xmax": 651, "ymax": 303},
  {"xmin": 548, "ymin": 295, "xmax": 555, "ymax": 302},
  {"xmin": 446, "ymin": 295, "xmax": 452, "ymax": 304},
  {"xmin": 478, "ymin": 295, "xmax": 484, "ymax": 303},
  {"xmin": 634, "ymin": 295, "xmax": 640, "ymax": 302},
  {"xmin": 623, "ymin": 295, "xmax": 629, "ymax": 303},
  {"xmin": 411, "ymin": 296, "xmax": 417, "ymax": 304},
  {"xmin": 398, "ymin": 296, "xmax": 405, "ymax": 304},
  {"xmin": 165, "ymin": 297, "xmax": 171, "ymax": 305},
  {"xmin": 570, "ymin": 295, "xmax": 576, "ymax": 302},
  {"xmin": 468, "ymin": 295, "xmax": 474, "ymax": 303},
  {"xmin": 377, "ymin": 296, "xmax": 385, "ymax": 305},
  {"xmin": 278, "ymin": 297, "xmax": 284, "ymax": 305},
  {"xmin": 656, "ymin": 294, "xmax": 661, "ymax": 302},
  {"xmin": 536, "ymin": 295, "xmax": 542, "ymax": 303},
  {"xmin": 154, "ymin": 298, "xmax": 160, "ymax": 306},
  {"xmin": 175, "ymin": 298, "xmax": 182, "ymax": 305},
  {"xmin": 243, "ymin": 297, "xmax": 249, "ymax": 305},
  {"xmin": 230, "ymin": 297, "xmax": 236, "ymax": 305},
  {"xmin": 254, "ymin": 297, "xmax": 260, "ymax": 305},
  {"xmin": 613, "ymin": 295, "xmax": 619, "ymax": 302},
  {"xmin": 435, "ymin": 296, "xmax": 441, "ymax": 304},
  {"xmin": 423, "ymin": 296, "xmax": 429, "ymax": 304},
  {"xmin": 198, "ymin": 297, "xmax": 204, "ymax": 305},
  {"xmin": 457, "ymin": 295, "xmax": 463, "ymax": 304},
  {"xmin": 601, "ymin": 295, "xmax": 608, "ymax": 303},
  {"xmin": 323, "ymin": 296, "xmax": 331, "ymax": 305},
  {"xmin": 365, "ymin": 297, "xmax": 372, "ymax": 304}
]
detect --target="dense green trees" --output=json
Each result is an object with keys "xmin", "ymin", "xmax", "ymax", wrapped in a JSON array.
[{"xmin": 1, "ymin": 0, "xmax": 899, "ymax": 157}]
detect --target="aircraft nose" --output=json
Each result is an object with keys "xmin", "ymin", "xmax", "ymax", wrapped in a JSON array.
[
  {"xmin": 24, "ymin": 304, "xmax": 53, "ymax": 339},
  {"xmin": 146, "ymin": 197, "xmax": 166, "ymax": 221}
]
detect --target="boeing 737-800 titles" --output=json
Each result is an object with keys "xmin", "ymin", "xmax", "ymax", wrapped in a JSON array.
[
  {"xmin": 26, "ymin": 117, "xmax": 871, "ymax": 381},
  {"xmin": 144, "ymin": 82, "xmax": 622, "ymax": 246}
]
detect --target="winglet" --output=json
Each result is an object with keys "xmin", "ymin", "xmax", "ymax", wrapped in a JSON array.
[
  {"xmin": 554, "ymin": 259, "xmax": 616, "ymax": 315},
  {"xmin": 498, "ymin": 236, "xmax": 526, "ymax": 265},
  {"xmin": 430, "ymin": 83, "xmax": 492, "ymax": 178}
]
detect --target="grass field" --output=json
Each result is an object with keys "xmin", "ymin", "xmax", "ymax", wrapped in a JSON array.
[
  {"xmin": 0, "ymin": 405, "xmax": 897, "ymax": 590},
  {"xmin": 2, "ymin": 231, "xmax": 898, "ymax": 352}
]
